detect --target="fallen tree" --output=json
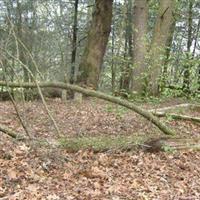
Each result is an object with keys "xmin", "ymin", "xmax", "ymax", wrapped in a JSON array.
[
  {"xmin": 144, "ymin": 137, "xmax": 200, "ymax": 152},
  {"xmin": 148, "ymin": 103, "xmax": 200, "ymax": 113},
  {"xmin": 149, "ymin": 103, "xmax": 200, "ymax": 123},
  {"xmin": 0, "ymin": 81, "xmax": 176, "ymax": 135},
  {"xmin": 151, "ymin": 112, "xmax": 200, "ymax": 123}
]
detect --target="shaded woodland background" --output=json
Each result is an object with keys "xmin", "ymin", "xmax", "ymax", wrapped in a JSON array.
[{"xmin": 0, "ymin": 0, "xmax": 199, "ymax": 99}]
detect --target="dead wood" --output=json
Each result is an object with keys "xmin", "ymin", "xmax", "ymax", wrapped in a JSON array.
[
  {"xmin": 0, "ymin": 81, "xmax": 176, "ymax": 135},
  {"xmin": 151, "ymin": 112, "xmax": 200, "ymax": 123},
  {"xmin": 149, "ymin": 103, "xmax": 200, "ymax": 113},
  {"xmin": 144, "ymin": 137, "xmax": 200, "ymax": 152}
]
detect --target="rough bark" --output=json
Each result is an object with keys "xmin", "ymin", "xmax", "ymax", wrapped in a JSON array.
[
  {"xmin": 77, "ymin": 0, "xmax": 113, "ymax": 89},
  {"xmin": 148, "ymin": 0, "xmax": 175, "ymax": 96},
  {"xmin": 0, "ymin": 81, "xmax": 176, "ymax": 136},
  {"xmin": 131, "ymin": 0, "xmax": 149, "ymax": 94}
]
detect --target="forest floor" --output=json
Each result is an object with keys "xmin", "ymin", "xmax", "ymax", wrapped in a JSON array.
[{"xmin": 0, "ymin": 98, "xmax": 200, "ymax": 199}]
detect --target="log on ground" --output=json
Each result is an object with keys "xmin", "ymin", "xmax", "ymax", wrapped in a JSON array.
[{"xmin": 0, "ymin": 81, "xmax": 176, "ymax": 135}]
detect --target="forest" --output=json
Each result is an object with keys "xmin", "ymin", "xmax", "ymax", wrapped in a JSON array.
[{"xmin": 0, "ymin": 0, "xmax": 200, "ymax": 199}]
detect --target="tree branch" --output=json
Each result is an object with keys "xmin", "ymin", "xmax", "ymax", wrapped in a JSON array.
[{"xmin": 0, "ymin": 81, "xmax": 176, "ymax": 135}]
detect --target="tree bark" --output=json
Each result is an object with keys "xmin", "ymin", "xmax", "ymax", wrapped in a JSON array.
[
  {"xmin": 198, "ymin": 64, "xmax": 200, "ymax": 92},
  {"xmin": 144, "ymin": 137, "xmax": 200, "ymax": 152},
  {"xmin": 16, "ymin": 0, "xmax": 28, "ymax": 83},
  {"xmin": 77, "ymin": 0, "xmax": 113, "ymax": 89},
  {"xmin": 182, "ymin": 0, "xmax": 193, "ymax": 94},
  {"xmin": 148, "ymin": 103, "xmax": 199, "ymax": 113},
  {"xmin": 160, "ymin": 20, "xmax": 176, "ymax": 91},
  {"xmin": 151, "ymin": 112, "xmax": 200, "ymax": 123},
  {"xmin": 192, "ymin": 18, "xmax": 200, "ymax": 57},
  {"xmin": 111, "ymin": 21, "xmax": 116, "ymax": 94},
  {"xmin": 148, "ymin": 0, "xmax": 175, "ymax": 96},
  {"xmin": 0, "ymin": 81, "xmax": 176, "ymax": 136},
  {"xmin": 131, "ymin": 0, "xmax": 149, "ymax": 94},
  {"xmin": 120, "ymin": 0, "xmax": 133, "ymax": 94},
  {"xmin": 70, "ymin": 0, "xmax": 79, "ymax": 84}
]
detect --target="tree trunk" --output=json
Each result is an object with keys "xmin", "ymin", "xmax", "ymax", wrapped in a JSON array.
[
  {"xmin": 192, "ymin": 18, "xmax": 200, "ymax": 57},
  {"xmin": 198, "ymin": 65, "xmax": 200, "ymax": 92},
  {"xmin": 160, "ymin": 20, "xmax": 176, "ymax": 91},
  {"xmin": 120, "ymin": 0, "xmax": 133, "ymax": 94},
  {"xmin": 70, "ymin": 0, "xmax": 79, "ymax": 84},
  {"xmin": 16, "ymin": 0, "xmax": 29, "ymax": 100},
  {"xmin": 182, "ymin": 0, "xmax": 193, "ymax": 94},
  {"xmin": 144, "ymin": 137, "xmax": 200, "ymax": 152},
  {"xmin": 16, "ymin": 0, "xmax": 27, "ymax": 81},
  {"xmin": 0, "ymin": 81, "xmax": 176, "ymax": 136},
  {"xmin": 76, "ymin": 0, "xmax": 113, "ymax": 89},
  {"xmin": 131, "ymin": 0, "xmax": 149, "ymax": 94},
  {"xmin": 111, "ymin": 20, "xmax": 116, "ymax": 94},
  {"xmin": 148, "ymin": 0, "xmax": 175, "ymax": 96}
]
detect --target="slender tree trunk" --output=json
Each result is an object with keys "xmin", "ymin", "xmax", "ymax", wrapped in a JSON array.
[
  {"xmin": 111, "ymin": 22, "xmax": 116, "ymax": 94},
  {"xmin": 192, "ymin": 18, "xmax": 200, "ymax": 57},
  {"xmin": 183, "ymin": 0, "xmax": 193, "ymax": 94},
  {"xmin": 131, "ymin": 0, "xmax": 149, "ymax": 94},
  {"xmin": 16, "ymin": 0, "xmax": 27, "ymax": 81},
  {"xmin": 77, "ymin": 0, "xmax": 113, "ymax": 89},
  {"xmin": 120, "ymin": 0, "xmax": 133, "ymax": 95},
  {"xmin": 70, "ymin": 0, "xmax": 79, "ymax": 84},
  {"xmin": 198, "ymin": 65, "xmax": 200, "ymax": 92},
  {"xmin": 148, "ymin": 0, "xmax": 175, "ymax": 96},
  {"xmin": 160, "ymin": 20, "xmax": 176, "ymax": 91},
  {"xmin": 28, "ymin": 1, "xmax": 36, "ymax": 82},
  {"xmin": 16, "ymin": 0, "xmax": 29, "ymax": 100}
]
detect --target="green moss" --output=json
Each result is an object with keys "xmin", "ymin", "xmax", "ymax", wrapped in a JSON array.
[{"xmin": 58, "ymin": 135, "xmax": 145, "ymax": 152}]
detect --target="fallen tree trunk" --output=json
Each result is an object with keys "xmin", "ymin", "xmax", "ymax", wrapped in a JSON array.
[
  {"xmin": 148, "ymin": 103, "xmax": 200, "ymax": 113},
  {"xmin": 151, "ymin": 112, "xmax": 200, "ymax": 123},
  {"xmin": 144, "ymin": 137, "xmax": 200, "ymax": 152},
  {"xmin": 0, "ymin": 124, "xmax": 18, "ymax": 138},
  {"xmin": 0, "ymin": 81, "xmax": 176, "ymax": 135},
  {"xmin": 149, "ymin": 103, "xmax": 200, "ymax": 123}
]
